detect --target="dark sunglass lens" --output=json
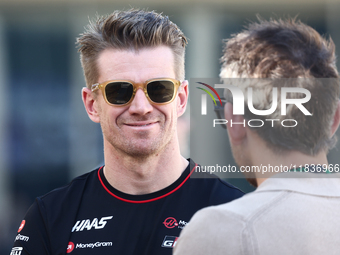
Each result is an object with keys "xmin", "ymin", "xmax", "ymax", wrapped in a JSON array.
[
  {"xmin": 147, "ymin": 80, "xmax": 175, "ymax": 103},
  {"xmin": 105, "ymin": 82, "xmax": 133, "ymax": 105}
]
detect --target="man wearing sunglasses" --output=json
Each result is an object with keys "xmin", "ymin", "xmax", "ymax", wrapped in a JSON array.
[
  {"xmin": 11, "ymin": 9, "xmax": 243, "ymax": 255},
  {"xmin": 174, "ymin": 18, "xmax": 340, "ymax": 255}
]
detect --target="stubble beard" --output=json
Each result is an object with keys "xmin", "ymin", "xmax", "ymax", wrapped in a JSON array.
[{"xmin": 102, "ymin": 116, "xmax": 177, "ymax": 159}]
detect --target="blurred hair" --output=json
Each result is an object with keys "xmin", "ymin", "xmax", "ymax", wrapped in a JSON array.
[
  {"xmin": 77, "ymin": 9, "xmax": 188, "ymax": 88},
  {"xmin": 220, "ymin": 17, "xmax": 340, "ymax": 155}
]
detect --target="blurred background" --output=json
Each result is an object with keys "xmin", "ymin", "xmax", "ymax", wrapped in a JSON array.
[{"xmin": 1, "ymin": 0, "xmax": 340, "ymax": 252}]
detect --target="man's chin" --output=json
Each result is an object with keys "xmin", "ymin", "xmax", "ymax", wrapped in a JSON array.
[
  {"xmin": 126, "ymin": 149, "xmax": 159, "ymax": 158},
  {"xmin": 117, "ymin": 142, "xmax": 162, "ymax": 158}
]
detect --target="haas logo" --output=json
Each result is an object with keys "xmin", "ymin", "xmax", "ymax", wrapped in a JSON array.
[
  {"xmin": 72, "ymin": 216, "xmax": 113, "ymax": 232},
  {"xmin": 163, "ymin": 217, "xmax": 178, "ymax": 229}
]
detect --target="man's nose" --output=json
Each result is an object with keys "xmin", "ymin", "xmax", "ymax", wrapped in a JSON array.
[{"xmin": 128, "ymin": 88, "xmax": 153, "ymax": 115}]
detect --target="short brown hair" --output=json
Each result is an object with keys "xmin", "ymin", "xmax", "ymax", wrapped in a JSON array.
[
  {"xmin": 77, "ymin": 9, "xmax": 188, "ymax": 88},
  {"xmin": 221, "ymin": 18, "xmax": 340, "ymax": 155}
]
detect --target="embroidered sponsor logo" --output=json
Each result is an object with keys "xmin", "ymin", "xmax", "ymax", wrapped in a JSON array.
[
  {"xmin": 10, "ymin": 247, "xmax": 23, "ymax": 255},
  {"xmin": 18, "ymin": 220, "xmax": 25, "ymax": 233},
  {"xmin": 72, "ymin": 216, "xmax": 113, "ymax": 232},
  {"xmin": 178, "ymin": 220, "xmax": 188, "ymax": 229},
  {"xmin": 66, "ymin": 242, "xmax": 75, "ymax": 253},
  {"xmin": 163, "ymin": 217, "xmax": 178, "ymax": 228},
  {"xmin": 161, "ymin": 236, "xmax": 178, "ymax": 248},
  {"xmin": 75, "ymin": 241, "xmax": 113, "ymax": 249},
  {"xmin": 15, "ymin": 234, "xmax": 29, "ymax": 242},
  {"xmin": 66, "ymin": 241, "xmax": 112, "ymax": 252},
  {"xmin": 163, "ymin": 217, "xmax": 188, "ymax": 229}
]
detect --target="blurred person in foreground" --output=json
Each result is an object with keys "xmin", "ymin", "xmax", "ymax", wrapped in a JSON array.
[
  {"xmin": 174, "ymin": 18, "xmax": 340, "ymax": 255},
  {"xmin": 11, "ymin": 9, "xmax": 243, "ymax": 255}
]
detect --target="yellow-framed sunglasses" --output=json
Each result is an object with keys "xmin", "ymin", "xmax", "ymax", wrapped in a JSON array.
[{"xmin": 91, "ymin": 78, "xmax": 181, "ymax": 106}]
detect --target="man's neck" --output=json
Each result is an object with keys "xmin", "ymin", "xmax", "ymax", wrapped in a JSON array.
[
  {"xmin": 102, "ymin": 139, "xmax": 189, "ymax": 195},
  {"xmin": 248, "ymin": 132, "xmax": 329, "ymax": 186}
]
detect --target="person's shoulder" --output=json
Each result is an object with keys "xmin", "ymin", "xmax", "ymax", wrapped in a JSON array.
[
  {"xmin": 174, "ymin": 196, "xmax": 256, "ymax": 255},
  {"xmin": 207, "ymin": 186, "xmax": 285, "ymax": 221},
  {"xmin": 174, "ymin": 200, "xmax": 246, "ymax": 255},
  {"xmin": 196, "ymin": 196, "xmax": 248, "ymax": 224},
  {"xmin": 38, "ymin": 168, "xmax": 100, "ymax": 206},
  {"xmin": 17, "ymin": 168, "xmax": 102, "ymax": 253}
]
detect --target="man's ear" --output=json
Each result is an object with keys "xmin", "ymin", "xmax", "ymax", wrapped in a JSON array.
[
  {"xmin": 177, "ymin": 80, "xmax": 189, "ymax": 117},
  {"xmin": 82, "ymin": 87, "xmax": 100, "ymax": 123},
  {"xmin": 331, "ymin": 100, "xmax": 340, "ymax": 137},
  {"xmin": 224, "ymin": 102, "xmax": 246, "ymax": 145}
]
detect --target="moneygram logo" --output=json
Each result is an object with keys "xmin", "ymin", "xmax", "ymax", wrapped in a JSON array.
[
  {"xmin": 15, "ymin": 234, "xmax": 29, "ymax": 242},
  {"xmin": 76, "ymin": 242, "xmax": 113, "ymax": 249},
  {"xmin": 66, "ymin": 241, "xmax": 112, "ymax": 253}
]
